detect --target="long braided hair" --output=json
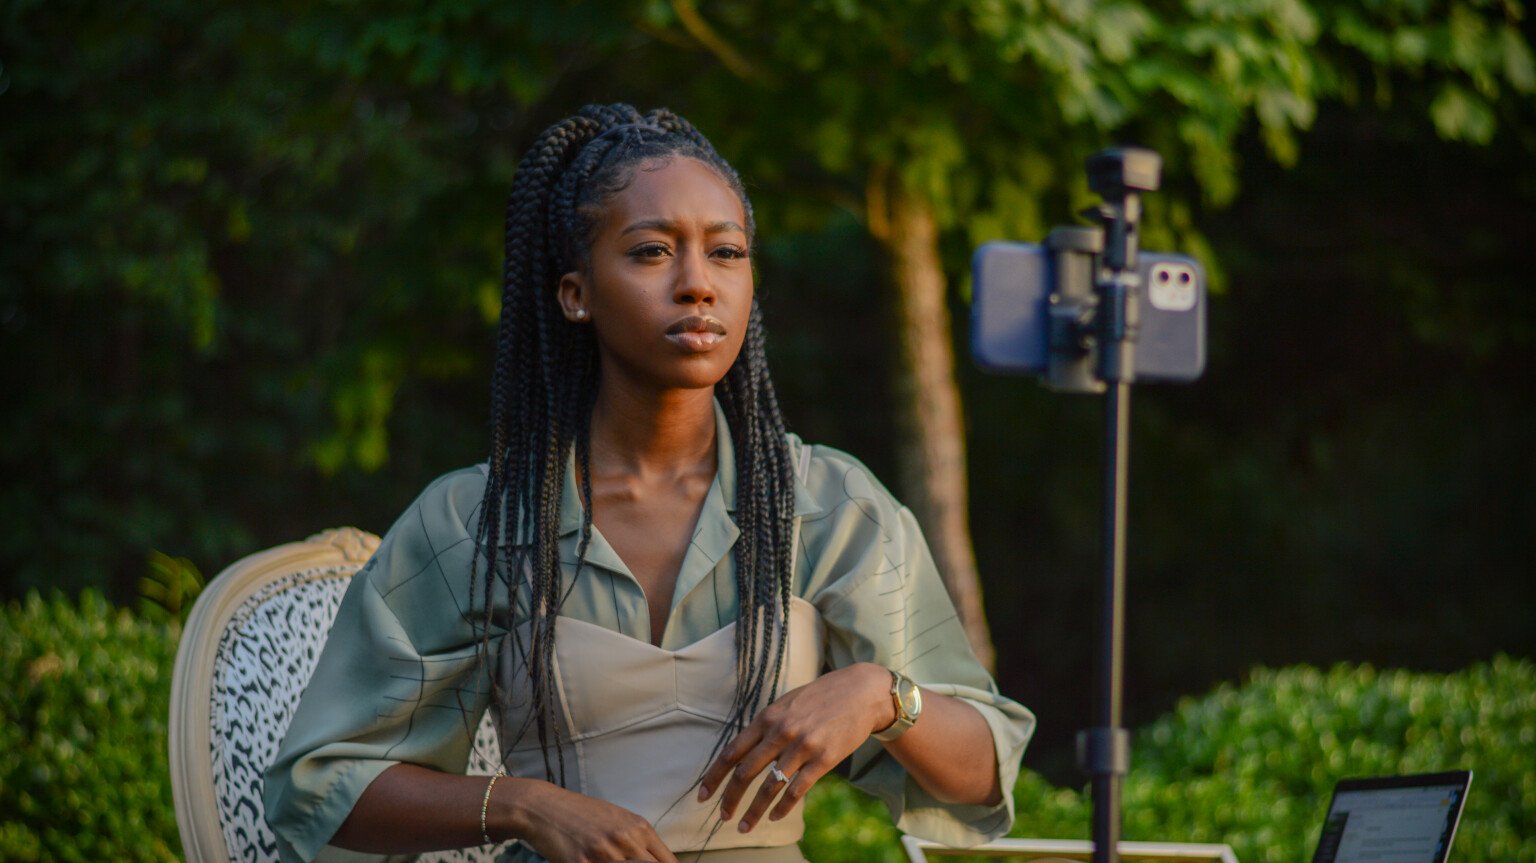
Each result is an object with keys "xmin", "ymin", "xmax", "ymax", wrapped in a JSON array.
[{"xmin": 473, "ymin": 104, "xmax": 796, "ymax": 784}]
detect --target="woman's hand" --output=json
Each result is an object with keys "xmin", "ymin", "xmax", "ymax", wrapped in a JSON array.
[
  {"xmin": 330, "ymin": 763, "xmax": 679, "ymax": 861},
  {"xmin": 696, "ymin": 662, "xmax": 894, "ymax": 834},
  {"xmin": 504, "ymin": 778, "xmax": 678, "ymax": 863}
]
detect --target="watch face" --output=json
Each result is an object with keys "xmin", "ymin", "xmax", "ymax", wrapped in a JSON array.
[
  {"xmin": 897, "ymin": 678, "xmax": 922, "ymax": 719},
  {"xmin": 873, "ymin": 672, "xmax": 922, "ymax": 740}
]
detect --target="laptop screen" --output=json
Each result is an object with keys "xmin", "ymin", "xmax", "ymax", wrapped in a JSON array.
[{"xmin": 1311, "ymin": 771, "xmax": 1472, "ymax": 863}]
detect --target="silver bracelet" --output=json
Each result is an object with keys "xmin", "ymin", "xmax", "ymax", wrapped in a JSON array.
[{"xmin": 480, "ymin": 765, "xmax": 507, "ymax": 846}]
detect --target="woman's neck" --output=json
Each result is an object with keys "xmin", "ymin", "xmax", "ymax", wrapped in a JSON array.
[{"xmin": 588, "ymin": 384, "xmax": 717, "ymax": 477}]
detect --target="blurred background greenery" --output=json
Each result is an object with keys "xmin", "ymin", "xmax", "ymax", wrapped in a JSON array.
[{"xmin": 2, "ymin": 0, "xmax": 1533, "ymax": 851}]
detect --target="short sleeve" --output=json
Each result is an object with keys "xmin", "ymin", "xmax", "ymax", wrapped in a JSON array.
[
  {"xmin": 262, "ymin": 470, "xmax": 493, "ymax": 863},
  {"xmin": 803, "ymin": 450, "xmax": 1035, "ymax": 847}
]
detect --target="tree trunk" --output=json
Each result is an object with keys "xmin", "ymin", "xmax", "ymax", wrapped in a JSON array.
[{"xmin": 867, "ymin": 169, "xmax": 996, "ymax": 672}]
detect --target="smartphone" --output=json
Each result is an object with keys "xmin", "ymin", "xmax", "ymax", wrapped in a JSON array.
[{"xmin": 971, "ymin": 241, "xmax": 1206, "ymax": 384}]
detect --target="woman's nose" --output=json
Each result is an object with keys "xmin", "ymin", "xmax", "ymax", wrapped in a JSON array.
[{"xmin": 673, "ymin": 246, "xmax": 716, "ymax": 306}]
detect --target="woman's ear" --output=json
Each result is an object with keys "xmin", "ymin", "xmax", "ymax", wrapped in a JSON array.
[{"xmin": 557, "ymin": 271, "xmax": 591, "ymax": 323}]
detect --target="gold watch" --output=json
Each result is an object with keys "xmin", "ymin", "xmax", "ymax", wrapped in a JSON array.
[{"xmin": 872, "ymin": 668, "xmax": 922, "ymax": 742}]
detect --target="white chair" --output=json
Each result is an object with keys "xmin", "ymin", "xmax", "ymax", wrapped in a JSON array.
[
  {"xmin": 168, "ymin": 528, "xmax": 507, "ymax": 863},
  {"xmin": 901, "ymin": 835, "xmax": 1238, "ymax": 863}
]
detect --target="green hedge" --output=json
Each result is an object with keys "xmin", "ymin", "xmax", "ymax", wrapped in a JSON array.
[
  {"xmin": 4, "ymin": 594, "xmax": 1533, "ymax": 861},
  {"xmin": 1119, "ymin": 659, "xmax": 1536, "ymax": 862},
  {"xmin": 799, "ymin": 659, "xmax": 1536, "ymax": 863},
  {"xmin": 1, "ymin": 593, "xmax": 180, "ymax": 862}
]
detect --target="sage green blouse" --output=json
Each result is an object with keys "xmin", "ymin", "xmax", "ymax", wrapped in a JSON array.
[{"xmin": 263, "ymin": 405, "xmax": 1035, "ymax": 862}]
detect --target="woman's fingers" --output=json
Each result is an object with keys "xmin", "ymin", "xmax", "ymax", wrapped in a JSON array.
[
  {"xmin": 697, "ymin": 724, "xmax": 762, "ymax": 803},
  {"xmin": 518, "ymin": 780, "xmax": 677, "ymax": 863},
  {"xmin": 735, "ymin": 752, "xmax": 827, "ymax": 833},
  {"xmin": 732, "ymin": 768, "xmax": 787, "ymax": 833},
  {"xmin": 767, "ymin": 764, "xmax": 821, "ymax": 823},
  {"xmin": 715, "ymin": 737, "xmax": 782, "ymax": 820},
  {"xmin": 581, "ymin": 819, "xmax": 675, "ymax": 863},
  {"xmin": 645, "ymin": 834, "xmax": 680, "ymax": 863}
]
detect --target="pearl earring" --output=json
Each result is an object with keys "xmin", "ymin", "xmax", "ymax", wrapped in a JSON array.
[{"xmin": 574, "ymin": 308, "xmax": 587, "ymax": 320}]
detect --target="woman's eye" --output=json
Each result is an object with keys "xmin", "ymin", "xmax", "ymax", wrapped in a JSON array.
[
  {"xmin": 713, "ymin": 246, "xmax": 749, "ymax": 260},
  {"xmin": 629, "ymin": 244, "xmax": 670, "ymax": 258}
]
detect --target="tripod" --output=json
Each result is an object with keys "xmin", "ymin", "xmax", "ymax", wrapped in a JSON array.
[{"xmin": 1047, "ymin": 148, "xmax": 1165, "ymax": 863}]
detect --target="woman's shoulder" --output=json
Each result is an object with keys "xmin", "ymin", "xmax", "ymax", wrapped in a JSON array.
[
  {"xmin": 787, "ymin": 433, "xmax": 908, "ymax": 530},
  {"xmin": 357, "ymin": 465, "xmax": 488, "ymax": 597},
  {"xmin": 402, "ymin": 464, "xmax": 491, "ymax": 533},
  {"xmin": 785, "ymin": 435, "xmax": 935, "ymax": 605}
]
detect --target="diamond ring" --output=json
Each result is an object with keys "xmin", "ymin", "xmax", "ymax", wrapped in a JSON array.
[{"xmin": 768, "ymin": 762, "xmax": 789, "ymax": 785}]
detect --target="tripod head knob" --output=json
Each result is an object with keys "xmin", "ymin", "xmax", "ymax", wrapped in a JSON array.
[{"xmin": 1087, "ymin": 148, "xmax": 1161, "ymax": 199}]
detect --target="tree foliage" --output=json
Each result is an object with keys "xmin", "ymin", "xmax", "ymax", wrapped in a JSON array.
[
  {"xmin": 647, "ymin": 0, "xmax": 1533, "ymax": 248},
  {"xmin": 0, "ymin": 1, "xmax": 638, "ymax": 594}
]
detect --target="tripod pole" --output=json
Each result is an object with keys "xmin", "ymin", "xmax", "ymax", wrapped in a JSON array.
[
  {"xmin": 1089, "ymin": 380, "xmax": 1132, "ymax": 863},
  {"xmin": 1082, "ymin": 151, "xmax": 1149, "ymax": 863},
  {"xmin": 1073, "ymin": 146, "xmax": 1158, "ymax": 863}
]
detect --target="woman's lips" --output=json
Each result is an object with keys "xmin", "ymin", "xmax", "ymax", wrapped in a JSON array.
[
  {"xmin": 666, "ymin": 331, "xmax": 724, "ymax": 352},
  {"xmin": 666, "ymin": 316, "xmax": 727, "ymax": 352}
]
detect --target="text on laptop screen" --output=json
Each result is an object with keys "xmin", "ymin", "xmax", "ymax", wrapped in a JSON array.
[{"xmin": 1313, "ymin": 783, "xmax": 1465, "ymax": 863}]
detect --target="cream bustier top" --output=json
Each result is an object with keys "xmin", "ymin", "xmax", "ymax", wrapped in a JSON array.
[{"xmin": 497, "ymin": 596, "xmax": 825, "ymax": 853}]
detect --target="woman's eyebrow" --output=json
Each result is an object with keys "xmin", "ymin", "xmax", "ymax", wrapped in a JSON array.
[{"xmin": 619, "ymin": 218, "xmax": 746, "ymax": 236}]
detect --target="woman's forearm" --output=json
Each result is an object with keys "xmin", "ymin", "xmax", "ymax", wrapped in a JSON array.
[
  {"xmin": 329, "ymin": 762, "xmax": 519, "ymax": 853},
  {"xmin": 859, "ymin": 663, "xmax": 1004, "ymax": 807},
  {"xmin": 328, "ymin": 762, "xmax": 677, "ymax": 863}
]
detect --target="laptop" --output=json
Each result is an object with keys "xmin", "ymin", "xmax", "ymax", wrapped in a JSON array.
[{"xmin": 1310, "ymin": 771, "xmax": 1472, "ymax": 863}]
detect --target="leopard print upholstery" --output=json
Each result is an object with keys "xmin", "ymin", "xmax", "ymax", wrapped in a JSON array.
[{"xmin": 208, "ymin": 565, "xmax": 510, "ymax": 862}]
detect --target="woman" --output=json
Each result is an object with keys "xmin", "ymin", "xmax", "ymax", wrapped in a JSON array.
[{"xmin": 264, "ymin": 104, "xmax": 1034, "ymax": 863}]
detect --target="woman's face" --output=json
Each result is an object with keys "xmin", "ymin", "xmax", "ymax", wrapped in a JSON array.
[{"xmin": 560, "ymin": 156, "xmax": 754, "ymax": 395}]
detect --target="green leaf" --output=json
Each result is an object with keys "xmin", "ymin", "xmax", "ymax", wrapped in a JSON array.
[
  {"xmin": 137, "ymin": 551, "xmax": 205, "ymax": 624},
  {"xmin": 1501, "ymin": 26, "xmax": 1536, "ymax": 93},
  {"xmin": 1429, "ymin": 83, "xmax": 1496, "ymax": 143}
]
